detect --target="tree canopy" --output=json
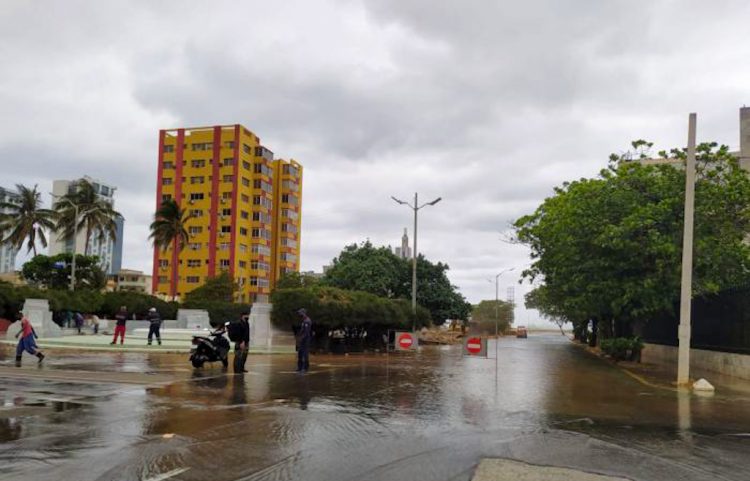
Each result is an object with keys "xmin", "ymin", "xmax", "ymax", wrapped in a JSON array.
[
  {"xmin": 323, "ymin": 241, "xmax": 472, "ymax": 322},
  {"xmin": 514, "ymin": 142, "xmax": 750, "ymax": 340},
  {"xmin": 471, "ymin": 299, "xmax": 514, "ymax": 333},
  {"xmin": 21, "ymin": 253, "xmax": 107, "ymax": 290}
]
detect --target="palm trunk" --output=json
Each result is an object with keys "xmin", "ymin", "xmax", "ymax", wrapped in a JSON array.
[
  {"xmin": 84, "ymin": 224, "xmax": 92, "ymax": 255},
  {"xmin": 171, "ymin": 236, "xmax": 179, "ymax": 302}
]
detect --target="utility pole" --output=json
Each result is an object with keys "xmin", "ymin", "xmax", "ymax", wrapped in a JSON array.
[
  {"xmin": 391, "ymin": 193, "xmax": 442, "ymax": 332},
  {"xmin": 677, "ymin": 113, "xmax": 697, "ymax": 385}
]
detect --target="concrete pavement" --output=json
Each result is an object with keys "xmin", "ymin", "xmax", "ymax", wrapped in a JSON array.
[{"xmin": 472, "ymin": 459, "xmax": 630, "ymax": 481}]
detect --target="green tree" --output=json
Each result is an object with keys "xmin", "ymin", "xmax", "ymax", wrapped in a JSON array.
[
  {"xmin": 471, "ymin": 299, "xmax": 514, "ymax": 334},
  {"xmin": 182, "ymin": 273, "xmax": 251, "ymax": 326},
  {"xmin": 0, "ymin": 184, "xmax": 56, "ymax": 256},
  {"xmin": 21, "ymin": 253, "xmax": 106, "ymax": 290},
  {"xmin": 514, "ymin": 141, "xmax": 750, "ymax": 344},
  {"xmin": 149, "ymin": 199, "xmax": 192, "ymax": 300},
  {"xmin": 324, "ymin": 241, "xmax": 472, "ymax": 323},
  {"xmin": 275, "ymin": 271, "xmax": 321, "ymax": 290},
  {"xmin": 53, "ymin": 179, "xmax": 121, "ymax": 254}
]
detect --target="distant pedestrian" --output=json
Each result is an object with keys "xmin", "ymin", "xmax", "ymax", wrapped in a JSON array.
[
  {"xmin": 90, "ymin": 314, "xmax": 100, "ymax": 335},
  {"xmin": 110, "ymin": 306, "xmax": 128, "ymax": 345},
  {"xmin": 14, "ymin": 313, "xmax": 45, "ymax": 366},
  {"xmin": 74, "ymin": 311, "xmax": 84, "ymax": 335},
  {"xmin": 296, "ymin": 308, "xmax": 312, "ymax": 373},
  {"xmin": 226, "ymin": 313, "xmax": 250, "ymax": 373},
  {"xmin": 147, "ymin": 307, "xmax": 162, "ymax": 346}
]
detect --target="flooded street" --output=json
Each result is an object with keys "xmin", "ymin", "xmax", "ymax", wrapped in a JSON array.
[{"xmin": 2, "ymin": 334, "xmax": 750, "ymax": 480}]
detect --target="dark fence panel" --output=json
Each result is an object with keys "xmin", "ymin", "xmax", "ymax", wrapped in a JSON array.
[{"xmin": 642, "ymin": 286, "xmax": 750, "ymax": 355}]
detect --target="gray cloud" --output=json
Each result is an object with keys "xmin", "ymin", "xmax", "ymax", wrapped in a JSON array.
[{"xmin": 2, "ymin": 0, "xmax": 750, "ymax": 325}]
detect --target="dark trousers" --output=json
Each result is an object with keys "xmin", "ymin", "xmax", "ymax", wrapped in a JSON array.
[
  {"xmin": 148, "ymin": 325, "xmax": 161, "ymax": 344},
  {"xmin": 234, "ymin": 342, "xmax": 248, "ymax": 373},
  {"xmin": 297, "ymin": 344, "xmax": 309, "ymax": 372}
]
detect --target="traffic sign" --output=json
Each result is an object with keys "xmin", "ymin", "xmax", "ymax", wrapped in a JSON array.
[
  {"xmin": 394, "ymin": 331, "xmax": 417, "ymax": 351},
  {"xmin": 463, "ymin": 336, "xmax": 487, "ymax": 357}
]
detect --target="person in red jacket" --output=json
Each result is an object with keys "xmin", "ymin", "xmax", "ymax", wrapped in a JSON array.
[
  {"xmin": 15, "ymin": 313, "xmax": 45, "ymax": 366},
  {"xmin": 110, "ymin": 306, "xmax": 128, "ymax": 345}
]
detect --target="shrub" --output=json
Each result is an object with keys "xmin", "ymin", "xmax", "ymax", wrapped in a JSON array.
[
  {"xmin": 100, "ymin": 291, "xmax": 177, "ymax": 319},
  {"xmin": 600, "ymin": 337, "xmax": 644, "ymax": 362}
]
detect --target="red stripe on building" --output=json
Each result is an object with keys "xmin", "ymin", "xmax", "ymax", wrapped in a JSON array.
[
  {"xmin": 208, "ymin": 126, "xmax": 221, "ymax": 278},
  {"xmin": 152, "ymin": 130, "xmax": 165, "ymax": 294},
  {"xmin": 171, "ymin": 129, "xmax": 185, "ymax": 299},
  {"xmin": 229, "ymin": 125, "xmax": 240, "ymax": 280}
]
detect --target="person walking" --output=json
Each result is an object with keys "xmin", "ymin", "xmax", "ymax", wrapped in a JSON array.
[
  {"xmin": 90, "ymin": 313, "xmax": 100, "ymax": 335},
  {"xmin": 110, "ymin": 306, "xmax": 128, "ymax": 345},
  {"xmin": 74, "ymin": 311, "xmax": 84, "ymax": 335},
  {"xmin": 296, "ymin": 308, "xmax": 312, "ymax": 373},
  {"xmin": 227, "ymin": 313, "xmax": 250, "ymax": 373},
  {"xmin": 14, "ymin": 313, "xmax": 45, "ymax": 366},
  {"xmin": 147, "ymin": 307, "xmax": 162, "ymax": 346}
]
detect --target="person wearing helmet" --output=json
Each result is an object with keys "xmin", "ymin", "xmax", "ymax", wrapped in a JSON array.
[{"xmin": 147, "ymin": 307, "xmax": 162, "ymax": 346}]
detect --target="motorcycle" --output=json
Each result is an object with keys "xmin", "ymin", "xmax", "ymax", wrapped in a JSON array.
[{"xmin": 189, "ymin": 329, "xmax": 230, "ymax": 368}]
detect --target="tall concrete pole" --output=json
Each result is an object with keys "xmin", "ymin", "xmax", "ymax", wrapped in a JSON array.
[
  {"xmin": 412, "ymin": 192, "xmax": 418, "ymax": 331},
  {"xmin": 677, "ymin": 113, "xmax": 697, "ymax": 385},
  {"xmin": 69, "ymin": 203, "xmax": 79, "ymax": 291}
]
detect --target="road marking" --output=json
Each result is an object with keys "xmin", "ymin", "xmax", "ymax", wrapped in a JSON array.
[{"xmin": 144, "ymin": 467, "xmax": 190, "ymax": 481}]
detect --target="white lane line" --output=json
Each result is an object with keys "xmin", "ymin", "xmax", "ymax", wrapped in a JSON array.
[{"xmin": 143, "ymin": 467, "xmax": 190, "ymax": 481}]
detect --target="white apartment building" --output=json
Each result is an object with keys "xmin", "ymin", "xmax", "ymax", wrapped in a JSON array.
[
  {"xmin": 48, "ymin": 176, "xmax": 124, "ymax": 275},
  {"xmin": 0, "ymin": 186, "xmax": 20, "ymax": 273}
]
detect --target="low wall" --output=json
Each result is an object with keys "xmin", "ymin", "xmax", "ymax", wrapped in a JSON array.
[{"xmin": 642, "ymin": 343, "xmax": 750, "ymax": 381}]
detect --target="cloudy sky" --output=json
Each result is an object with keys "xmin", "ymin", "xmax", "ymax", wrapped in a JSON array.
[{"xmin": 2, "ymin": 0, "xmax": 750, "ymax": 324}]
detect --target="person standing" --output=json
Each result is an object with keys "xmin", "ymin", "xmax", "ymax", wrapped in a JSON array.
[
  {"xmin": 14, "ymin": 313, "xmax": 45, "ymax": 366},
  {"xmin": 110, "ymin": 306, "xmax": 128, "ymax": 345},
  {"xmin": 90, "ymin": 313, "xmax": 100, "ymax": 335},
  {"xmin": 147, "ymin": 307, "xmax": 162, "ymax": 346},
  {"xmin": 74, "ymin": 311, "xmax": 84, "ymax": 335},
  {"xmin": 227, "ymin": 313, "xmax": 250, "ymax": 373},
  {"xmin": 296, "ymin": 308, "xmax": 312, "ymax": 373}
]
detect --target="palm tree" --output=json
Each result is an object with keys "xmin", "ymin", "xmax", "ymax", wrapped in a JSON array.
[
  {"xmin": 53, "ymin": 179, "xmax": 121, "ymax": 254},
  {"xmin": 149, "ymin": 199, "xmax": 192, "ymax": 299},
  {"xmin": 0, "ymin": 184, "xmax": 57, "ymax": 256}
]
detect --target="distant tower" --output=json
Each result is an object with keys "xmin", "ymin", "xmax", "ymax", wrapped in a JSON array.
[{"xmin": 394, "ymin": 228, "xmax": 412, "ymax": 259}]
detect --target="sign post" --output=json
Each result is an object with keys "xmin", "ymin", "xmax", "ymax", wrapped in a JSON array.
[
  {"xmin": 394, "ymin": 331, "xmax": 417, "ymax": 351},
  {"xmin": 463, "ymin": 336, "xmax": 488, "ymax": 357}
]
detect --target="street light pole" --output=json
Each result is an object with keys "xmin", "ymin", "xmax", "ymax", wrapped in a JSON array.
[
  {"xmin": 493, "ymin": 268, "xmax": 515, "ymax": 368},
  {"xmin": 391, "ymin": 192, "xmax": 442, "ymax": 332}
]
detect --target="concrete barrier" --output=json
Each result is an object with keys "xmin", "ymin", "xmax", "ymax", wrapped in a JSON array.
[{"xmin": 642, "ymin": 342, "xmax": 750, "ymax": 381}]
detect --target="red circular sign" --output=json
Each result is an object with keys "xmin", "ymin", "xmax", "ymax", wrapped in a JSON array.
[
  {"xmin": 398, "ymin": 333, "xmax": 414, "ymax": 349},
  {"xmin": 466, "ymin": 337, "xmax": 482, "ymax": 354}
]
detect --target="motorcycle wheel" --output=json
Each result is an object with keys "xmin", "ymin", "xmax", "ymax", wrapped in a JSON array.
[{"xmin": 192, "ymin": 359, "xmax": 205, "ymax": 368}]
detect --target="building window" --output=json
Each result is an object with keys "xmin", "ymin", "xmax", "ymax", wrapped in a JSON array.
[
  {"xmin": 191, "ymin": 143, "xmax": 213, "ymax": 151},
  {"xmin": 220, "ymin": 259, "xmax": 230, "ymax": 268},
  {"xmin": 190, "ymin": 176, "xmax": 205, "ymax": 184},
  {"xmin": 252, "ymin": 212, "xmax": 271, "ymax": 223},
  {"xmin": 253, "ymin": 196, "xmax": 273, "ymax": 209},
  {"xmin": 190, "ymin": 193, "xmax": 204, "ymax": 201},
  {"xmin": 222, "ymin": 191, "xmax": 232, "ymax": 201},
  {"xmin": 282, "ymin": 208, "xmax": 298, "ymax": 220},
  {"xmin": 282, "ymin": 194, "xmax": 299, "ymax": 206},
  {"xmin": 222, "ymin": 208, "xmax": 231, "ymax": 216},
  {"xmin": 242, "ymin": 160, "xmax": 251, "ymax": 170},
  {"xmin": 282, "ymin": 223, "xmax": 298, "ymax": 234},
  {"xmin": 249, "ymin": 277, "xmax": 258, "ymax": 286},
  {"xmin": 241, "ymin": 177, "xmax": 250, "ymax": 187},
  {"xmin": 223, "ymin": 175, "xmax": 233, "ymax": 183},
  {"xmin": 239, "ymin": 260, "xmax": 247, "ymax": 269},
  {"xmin": 190, "ymin": 209, "xmax": 203, "ymax": 217},
  {"xmin": 240, "ymin": 227, "xmax": 248, "ymax": 236},
  {"xmin": 219, "ymin": 242, "xmax": 230, "ymax": 250},
  {"xmin": 251, "ymin": 228, "xmax": 271, "ymax": 240},
  {"xmin": 239, "ymin": 243, "xmax": 247, "ymax": 252},
  {"xmin": 223, "ymin": 158, "xmax": 234, "ymax": 167},
  {"xmin": 187, "ymin": 276, "xmax": 200, "ymax": 283},
  {"xmin": 189, "ymin": 242, "xmax": 201, "ymax": 250},
  {"xmin": 187, "ymin": 259, "xmax": 201, "ymax": 267},
  {"xmin": 161, "ymin": 194, "xmax": 172, "ymax": 202},
  {"xmin": 251, "ymin": 244, "xmax": 271, "ymax": 256},
  {"xmin": 283, "ymin": 164, "xmax": 299, "ymax": 176},
  {"xmin": 189, "ymin": 226, "xmax": 203, "ymax": 234},
  {"xmin": 158, "ymin": 259, "xmax": 169, "ymax": 267},
  {"xmin": 240, "ymin": 210, "xmax": 249, "ymax": 220},
  {"xmin": 164, "ymin": 145, "xmax": 175, "ymax": 153},
  {"xmin": 243, "ymin": 143, "xmax": 252, "ymax": 154},
  {"xmin": 225, "ymin": 141, "xmax": 235, "ymax": 149},
  {"xmin": 241, "ymin": 194, "xmax": 249, "ymax": 203},
  {"xmin": 163, "ymin": 161, "xmax": 175, "ymax": 169},
  {"xmin": 158, "ymin": 275, "xmax": 168, "ymax": 283},
  {"xmin": 162, "ymin": 178, "xmax": 173, "ymax": 185},
  {"xmin": 281, "ymin": 238, "xmax": 297, "ymax": 248},
  {"xmin": 221, "ymin": 225, "xmax": 231, "ymax": 233},
  {"xmin": 282, "ymin": 180, "xmax": 299, "ymax": 192},
  {"xmin": 253, "ymin": 162, "xmax": 273, "ymax": 176},
  {"xmin": 191, "ymin": 159, "xmax": 206, "ymax": 168}
]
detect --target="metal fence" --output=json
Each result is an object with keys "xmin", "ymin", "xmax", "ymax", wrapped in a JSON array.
[{"xmin": 642, "ymin": 286, "xmax": 750, "ymax": 354}]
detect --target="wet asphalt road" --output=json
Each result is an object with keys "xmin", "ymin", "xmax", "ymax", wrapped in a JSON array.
[{"xmin": 1, "ymin": 334, "xmax": 750, "ymax": 481}]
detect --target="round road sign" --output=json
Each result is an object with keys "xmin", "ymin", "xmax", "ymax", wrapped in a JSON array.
[
  {"xmin": 398, "ymin": 333, "xmax": 414, "ymax": 349},
  {"xmin": 466, "ymin": 337, "xmax": 482, "ymax": 355}
]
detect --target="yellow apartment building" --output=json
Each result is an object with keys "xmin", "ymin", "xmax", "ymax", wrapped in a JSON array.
[{"xmin": 152, "ymin": 124, "xmax": 303, "ymax": 303}]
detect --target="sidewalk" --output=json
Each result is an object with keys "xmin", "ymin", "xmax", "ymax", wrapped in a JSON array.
[
  {"xmin": 472, "ymin": 459, "xmax": 628, "ymax": 481},
  {"xmin": 0, "ymin": 333, "xmax": 295, "ymax": 355}
]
